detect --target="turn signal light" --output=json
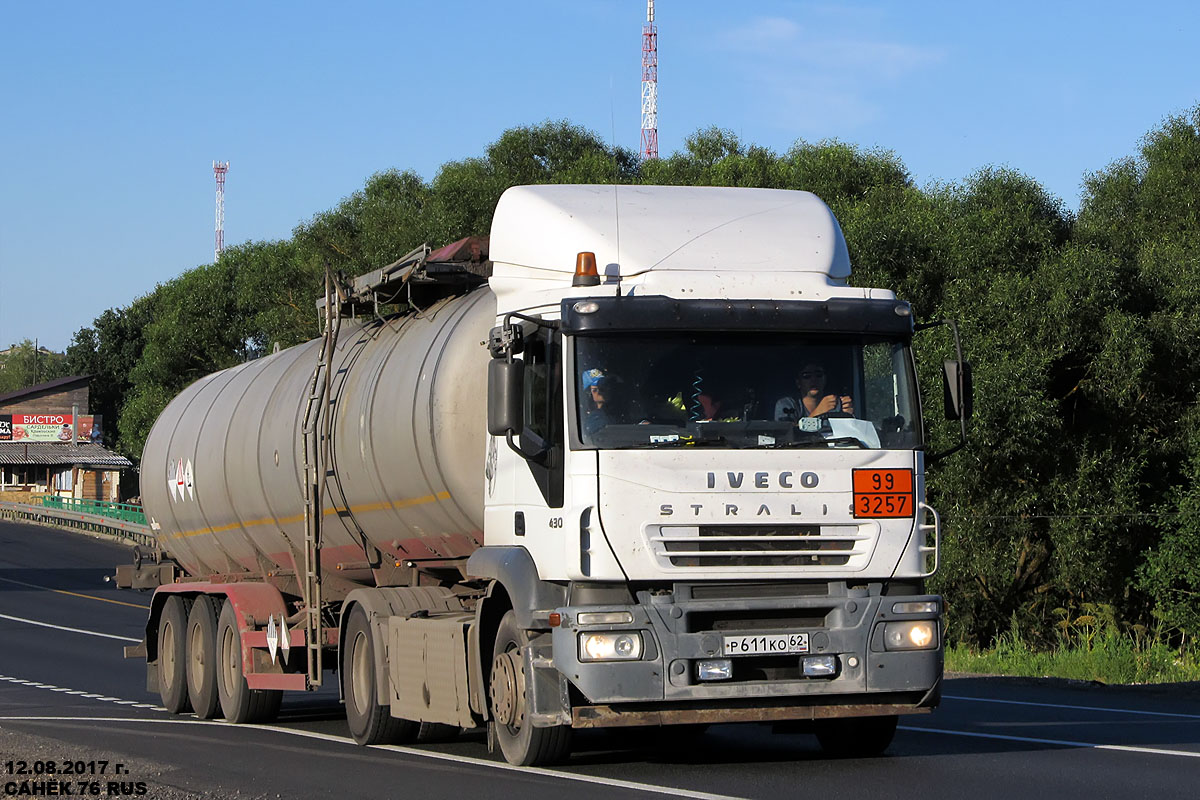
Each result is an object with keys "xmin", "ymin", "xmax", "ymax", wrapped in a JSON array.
[{"xmin": 573, "ymin": 251, "xmax": 600, "ymax": 287}]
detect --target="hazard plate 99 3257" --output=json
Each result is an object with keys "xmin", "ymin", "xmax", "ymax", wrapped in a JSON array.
[{"xmin": 723, "ymin": 632, "xmax": 810, "ymax": 655}]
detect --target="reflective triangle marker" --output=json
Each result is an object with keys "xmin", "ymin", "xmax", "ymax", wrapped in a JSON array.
[{"xmin": 266, "ymin": 615, "xmax": 279, "ymax": 664}]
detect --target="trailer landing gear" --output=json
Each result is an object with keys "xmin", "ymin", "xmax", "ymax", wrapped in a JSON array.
[{"xmin": 488, "ymin": 610, "xmax": 571, "ymax": 766}]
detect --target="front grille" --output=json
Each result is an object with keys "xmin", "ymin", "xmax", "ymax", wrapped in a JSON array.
[
  {"xmin": 649, "ymin": 524, "xmax": 874, "ymax": 570},
  {"xmin": 687, "ymin": 607, "xmax": 830, "ymax": 632}
]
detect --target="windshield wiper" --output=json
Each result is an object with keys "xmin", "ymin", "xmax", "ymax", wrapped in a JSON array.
[
  {"xmin": 763, "ymin": 436, "xmax": 870, "ymax": 449},
  {"xmin": 624, "ymin": 433, "xmax": 728, "ymax": 448}
]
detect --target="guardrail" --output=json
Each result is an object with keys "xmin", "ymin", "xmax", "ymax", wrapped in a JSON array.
[
  {"xmin": 0, "ymin": 500, "xmax": 155, "ymax": 547},
  {"xmin": 40, "ymin": 495, "xmax": 148, "ymax": 525}
]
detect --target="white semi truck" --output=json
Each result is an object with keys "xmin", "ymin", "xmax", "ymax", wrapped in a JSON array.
[{"xmin": 122, "ymin": 185, "xmax": 969, "ymax": 766}]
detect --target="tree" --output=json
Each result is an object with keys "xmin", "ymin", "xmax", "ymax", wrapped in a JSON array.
[{"xmin": 0, "ymin": 339, "xmax": 72, "ymax": 394}]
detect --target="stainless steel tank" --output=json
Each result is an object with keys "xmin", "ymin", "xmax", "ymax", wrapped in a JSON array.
[{"xmin": 141, "ymin": 289, "xmax": 495, "ymax": 585}]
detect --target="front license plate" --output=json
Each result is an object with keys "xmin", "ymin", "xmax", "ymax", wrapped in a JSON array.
[{"xmin": 723, "ymin": 632, "xmax": 810, "ymax": 655}]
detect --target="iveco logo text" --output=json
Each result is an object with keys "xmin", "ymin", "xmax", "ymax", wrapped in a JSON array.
[{"xmin": 706, "ymin": 471, "xmax": 819, "ymax": 489}]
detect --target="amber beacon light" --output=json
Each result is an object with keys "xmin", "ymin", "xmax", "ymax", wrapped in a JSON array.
[{"xmin": 573, "ymin": 251, "xmax": 601, "ymax": 287}]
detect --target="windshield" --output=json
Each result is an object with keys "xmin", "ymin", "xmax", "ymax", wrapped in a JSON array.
[{"xmin": 574, "ymin": 333, "xmax": 921, "ymax": 450}]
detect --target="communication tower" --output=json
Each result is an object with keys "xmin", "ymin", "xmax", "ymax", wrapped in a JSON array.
[
  {"xmin": 641, "ymin": 0, "xmax": 658, "ymax": 159},
  {"xmin": 213, "ymin": 160, "xmax": 229, "ymax": 261}
]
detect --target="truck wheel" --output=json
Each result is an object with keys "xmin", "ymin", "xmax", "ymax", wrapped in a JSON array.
[
  {"xmin": 157, "ymin": 595, "xmax": 193, "ymax": 713},
  {"xmin": 185, "ymin": 595, "xmax": 221, "ymax": 719},
  {"xmin": 343, "ymin": 605, "xmax": 420, "ymax": 745},
  {"xmin": 815, "ymin": 715, "xmax": 898, "ymax": 758},
  {"xmin": 489, "ymin": 610, "xmax": 571, "ymax": 766},
  {"xmin": 215, "ymin": 601, "xmax": 282, "ymax": 724}
]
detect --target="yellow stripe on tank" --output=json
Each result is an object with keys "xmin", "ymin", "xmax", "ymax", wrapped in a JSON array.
[{"xmin": 166, "ymin": 490, "xmax": 452, "ymax": 539}]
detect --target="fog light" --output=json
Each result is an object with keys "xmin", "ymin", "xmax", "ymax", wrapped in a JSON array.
[
  {"xmin": 892, "ymin": 601, "xmax": 939, "ymax": 614},
  {"xmin": 696, "ymin": 659, "xmax": 733, "ymax": 681},
  {"xmin": 883, "ymin": 620, "xmax": 938, "ymax": 651},
  {"xmin": 577, "ymin": 611, "xmax": 634, "ymax": 625},
  {"xmin": 802, "ymin": 655, "xmax": 838, "ymax": 676},
  {"xmin": 579, "ymin": 632, "xmax": 644, "ymax": 662}
]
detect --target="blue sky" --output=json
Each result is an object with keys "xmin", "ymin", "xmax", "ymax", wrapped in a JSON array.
[{"xmin": 1, "ymin": 1, "xmax": 1195, "ymax": 351}]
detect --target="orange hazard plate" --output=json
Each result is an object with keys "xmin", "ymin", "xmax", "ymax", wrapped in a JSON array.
[{"xmin": 852, "ymin": 469, "xmax": 915, "ymax": 518}]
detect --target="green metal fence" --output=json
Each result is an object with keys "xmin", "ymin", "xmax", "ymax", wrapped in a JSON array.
[{"xmin": 41, "ymin": 495, "xmax": 147, "ymax": 525}]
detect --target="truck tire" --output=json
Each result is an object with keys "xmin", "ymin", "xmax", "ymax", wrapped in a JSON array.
[
  {"xmin": 343, "ymin": 604, "xmax": 420, "ymax": 745},
  {"xmin": 157, "ymin": 595, "xmax": 193, "ymax": 714},
  {"xmin": 815, "ymin": 714, "xmax": 898, "ymax": 758},
  {"xmin": 489, "ymin": 610, "xmax": 571, "ymax": 766},
  {"xmin": 185, "ymin": 595, "xmax": 221, "ymax": 719},
  {"xmin": 215, "ymin": 601, "xmax": 282, "ymax": 724}
]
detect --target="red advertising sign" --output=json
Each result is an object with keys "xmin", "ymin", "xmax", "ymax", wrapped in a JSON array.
[{"xmin": 0, "ymin": 414, "xmax": 101, "ymax": 442}]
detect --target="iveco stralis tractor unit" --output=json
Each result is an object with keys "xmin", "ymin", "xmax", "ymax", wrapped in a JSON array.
[{"xmin": 122, "ymin": 185, "xmax": 970, "ymax": 766}]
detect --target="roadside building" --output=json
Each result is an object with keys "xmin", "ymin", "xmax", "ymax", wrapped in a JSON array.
[{"xmin": 0, "ymin": 375, "xmax": 132, "ymax": 501}]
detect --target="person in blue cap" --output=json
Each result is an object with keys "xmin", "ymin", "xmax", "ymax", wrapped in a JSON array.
[{"xmin": 581, "ymin": 368, "xmax": 616, "ymax": 437}]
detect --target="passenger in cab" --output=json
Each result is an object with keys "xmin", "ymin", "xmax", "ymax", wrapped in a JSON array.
[{"xmin": 774, "ymin": 363, "xmax": 854, "ymax": 421}]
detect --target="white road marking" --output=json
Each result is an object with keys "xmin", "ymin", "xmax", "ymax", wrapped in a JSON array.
[
  {"xmin": 0, "ymin": 612, "xmax": 140, "ymax": 643},
  {"xmin": 0, "ymin": 675, "xmax": 163, "ymax": 714},
  {"xmin": 944, "ymin": 693, "xmax": 1200, "ymax": 720},
  {"xmin": 901, "ymin": 725, "xmax": 1200, "ymax": 759},
  {"xmin": 0, "ymin": 716, "xmax": 746, "ymax": 799}
]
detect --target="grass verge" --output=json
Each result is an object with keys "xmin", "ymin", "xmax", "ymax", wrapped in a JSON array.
[{"xmin": 946, "ymin": 630, "xmax": 1200, "ymax": 684}]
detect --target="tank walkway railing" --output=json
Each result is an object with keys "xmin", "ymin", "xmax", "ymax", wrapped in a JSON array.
[
  {"xmin": 40, "ymin": 496, "xmax": 148, "ymax": 525},
  {"xmin": 0, "ymin": 500, "xmax": 155, "ymax": 548}
]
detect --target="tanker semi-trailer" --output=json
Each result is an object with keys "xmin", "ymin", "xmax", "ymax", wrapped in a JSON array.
[{"xmin": 120, "ymin": 184, "xmax": 971, "ymax": 766}]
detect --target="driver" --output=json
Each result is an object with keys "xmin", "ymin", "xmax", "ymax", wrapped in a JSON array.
[
  {"xmin": 774, "ymin": 363, "xmax": 854, "ymax": 421},
  {"xmin": 581, "ymin": 368, "xmax": 618, "ymax": 436}
]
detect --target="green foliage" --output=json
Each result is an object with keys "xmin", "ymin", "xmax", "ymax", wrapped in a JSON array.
[
  {"xmin": 946, "ymin": 608, "xmax": 1200, "ymax": 684},
  {"xmin": 0, "ymin": 339, "xmax": 72, "ymax": 394},
  {"xmin": 49, "ymin": 105, "xmax": 1200, "ymax": 657}
]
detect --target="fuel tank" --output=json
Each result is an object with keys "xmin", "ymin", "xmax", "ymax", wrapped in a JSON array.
[{"xmin": 140, "ymin": 288, "xmax": 495, "ymax": 585}]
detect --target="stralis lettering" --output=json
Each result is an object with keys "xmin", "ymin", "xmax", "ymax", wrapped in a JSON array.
[
  {"xmin": 660, "ymin": 503, "xmax": 823, "ymax": 517},
  {"xmin": 706, "ymin": 471, "xmax": 819, "ymax": 489}
]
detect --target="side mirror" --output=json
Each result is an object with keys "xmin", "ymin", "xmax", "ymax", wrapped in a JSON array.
[
  {"xmin": 487, "ymin": 359, "xmax": 524, "ymax": 436},
  {"xmin": 942, "ymin": 360, "xmax": 974, "ymax": 421}
]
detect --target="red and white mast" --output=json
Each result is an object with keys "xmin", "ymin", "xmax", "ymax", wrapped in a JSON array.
[
  {"xmin": 213, "ymin": 160, "xmax": 229, "ymax": 261},
  {"xmin": 640, "ymin": 0, "xmax": 658, "ymax": 159}
]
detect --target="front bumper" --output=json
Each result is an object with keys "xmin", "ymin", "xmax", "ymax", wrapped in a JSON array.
[{"xmin": 547, "ymin": 582, "xmax": 942, "ymax": 727}]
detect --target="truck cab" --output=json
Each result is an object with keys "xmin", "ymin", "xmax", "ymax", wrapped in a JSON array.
[{"xmin": 472, "ymin": 185, "xmax": 959, "ymax": 763}]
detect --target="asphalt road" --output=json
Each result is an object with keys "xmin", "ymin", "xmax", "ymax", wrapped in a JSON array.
[{"xmin": 2, "ymin": 518, "xmax": 1200, "ymax": 800}]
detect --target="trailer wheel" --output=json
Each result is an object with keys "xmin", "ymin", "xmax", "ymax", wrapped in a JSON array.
[
  {"xmin": 815, "ymin": 714, "xmax": 898, "ymax": 758},
  {"xmin": 489, "ymin": 610, "xmax": 571, "ymax": 766},
  {"xmin": 185, "ymin": 595, "xmax": 221, "ymax": 719},
  {"xmin": 157, "ymin": 595, "xmax": 193, "ymax": 714},
  {"xmin": 215, "ymin": 601, "xmax": 282, "ymax": 724},
  {"xmin": 343, "ymin": 604, "xmax": 420, "ymax": 745}
]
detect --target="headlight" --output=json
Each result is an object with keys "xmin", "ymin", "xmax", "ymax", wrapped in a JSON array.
[
  {"xmin": 579, "ymin": 632, "xmax": 644, "ymax": 662},
  {"xmin": 883, "ymin": 620, "xmax": 938, "ymax": 651}
]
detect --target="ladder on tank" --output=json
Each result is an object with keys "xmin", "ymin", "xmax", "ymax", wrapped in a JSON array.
[{"xmin": 300, "ymin": 265, "xmax": 343, "ymax": 687}]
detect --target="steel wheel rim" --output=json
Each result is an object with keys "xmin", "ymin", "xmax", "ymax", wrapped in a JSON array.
[
  {"xmin": 188, "ymin": 621, "xmax": 204, "ymax": 689},
  {"xmin": 350, "ymin": 630, "xmax": 370, "ymax": 714},
  {"xmin": 220, "ymin": 625, "xmax": 237, "ymax": 692},
  {"xmin": 161, "ymin": 619, "xmax": 176, "ymax": 682}
]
